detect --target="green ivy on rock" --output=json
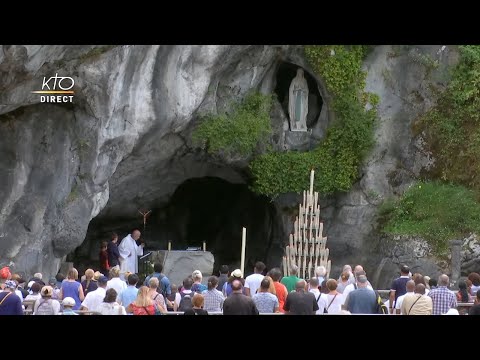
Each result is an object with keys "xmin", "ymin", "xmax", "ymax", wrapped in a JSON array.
[
  {"xmin": 192, "ymin": 92, "xmax": 273, "ymax": 158},
  {"xmin": 378, "ymin": 181, "xmax": 480, "ymax": 255},
  {"xmin": 416, "ymin": 45, "xmax": 480, "ymax": 190}
]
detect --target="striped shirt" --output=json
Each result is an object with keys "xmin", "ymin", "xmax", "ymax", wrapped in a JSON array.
[
  {"xmin": 202, "ymin": 289, "xmax": 224, "ymax": 312},
  {"xmin": 428, "ymin": 286, "xmax": 457, "ymax": 315}
]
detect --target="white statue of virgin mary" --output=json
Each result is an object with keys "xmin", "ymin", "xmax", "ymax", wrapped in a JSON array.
[{"xmin": 288, "ymin": 68, "xmax": 309, "ymax": 132}]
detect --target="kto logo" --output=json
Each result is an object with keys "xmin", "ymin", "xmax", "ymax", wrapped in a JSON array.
[{"xmin": 32, "ymin": 73, "xmax": 75, "ymax": 103}]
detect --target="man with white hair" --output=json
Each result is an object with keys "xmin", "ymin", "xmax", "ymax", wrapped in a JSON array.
[
  {"xmin": 191, "ymin": 270, "xmax": 207, "ymax": 293},
  {"xmin": 315, "ymin": 266, "xmax": 327, "ymax": 286},
  {"xmin": 27, "ymin": 272, "xmax": 45, "ymax": 290},
  {"xmin": 428, "ymin": 274, "xmax": 457, "ymax": 315},
  {"xmin": 281, "ymin": 264, "xmax": 302, "ymax": 293}
]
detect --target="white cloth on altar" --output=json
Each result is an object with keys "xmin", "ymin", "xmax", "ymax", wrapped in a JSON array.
[{"xmin": 118, "ymin": 234, "xmax": 143, "ymax": 275}]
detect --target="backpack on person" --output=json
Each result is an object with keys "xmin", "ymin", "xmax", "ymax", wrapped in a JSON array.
[
  {"xmin": 373, "ymin": 290, "xmax": 388, "ymax": 314},
  {"xmin": 35, "ymin": 299, "xmax": 55, "ymax": 315},
  {"xmin": 154, "ymin": 274, "xmax": 166, "ymax": 296},
  {"xmin": 178, "ymin": 291, "xmax": 194, "ymax": 312}
]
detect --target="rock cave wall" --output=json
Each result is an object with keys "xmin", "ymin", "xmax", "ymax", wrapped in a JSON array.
[{"xmin": 1, "ymin": 44, "xmax": 478, "ymax": 287}]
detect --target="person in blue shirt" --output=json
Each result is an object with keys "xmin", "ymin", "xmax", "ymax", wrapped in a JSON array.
[
  {"xmin": 119, "ymin": 273, "xmax": 139, "ymax": 310},
  {"xmin": 144, "ymin": 263, "xmax": 171, "ymax": 297},
  {"xmin": 0, "ymin": 280, "xmax": 23, "ymax": 315}
]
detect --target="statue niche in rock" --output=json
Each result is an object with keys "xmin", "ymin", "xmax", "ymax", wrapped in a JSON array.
[{"xmin": 288, "ymin": 68, "xmax": 309, "ymax": 132}]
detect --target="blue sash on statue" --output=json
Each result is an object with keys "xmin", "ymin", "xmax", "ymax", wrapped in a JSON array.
[{"xmin": 294, "ymin": 89, "xmax": 303, "ymax": 122}]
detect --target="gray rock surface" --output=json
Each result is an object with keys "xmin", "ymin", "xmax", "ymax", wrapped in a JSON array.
[
  {"xmin": 0, "ymin": 44, "xmax": 473, "ymax": 287},
  {"xmin": 0, "ymin": 45, "xmax": 303, "ymax": 279},
  {"xmin": 149, "ymin": 250, "xmax": 214, "ymax": 287},
  {"xmin": 320, "ymin": 45, "xmax": 461, "ymax": 288}
]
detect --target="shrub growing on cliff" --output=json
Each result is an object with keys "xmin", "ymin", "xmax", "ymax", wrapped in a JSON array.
[
  {"xmin": 250, "ymin": 45, "xmax": 377, "ymax": 197},
  {"xmin": 192, "ymin": 92, "xmax": 272, "ymax": 157},
  {"xmin": 378, "ymin": 181, "xmax": 480, "ymax": 255},
  {"xmin": 416, "ymin": 45, "xmax": 480, "ymax": 190}
]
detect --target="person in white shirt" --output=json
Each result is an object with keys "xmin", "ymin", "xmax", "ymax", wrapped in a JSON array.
[
  {"xmin": 308, "ymin": 277, "xmax": 325, "ymax": 314},
  {"xmin": 244, "ymin": 261, "xmax": 266, "ymax": 297},
  {"xmin": 106, "ymin": 267, "xmax": 127, "ymax": 296},
  {"xmin": 321, "ymin": 279, "xmax": 344, "ymax": 314},
  {"xmin": 315, "ymin": 266, "xmax": 327, "ymax": 287},
  {"xmin": 80, "ymin": 276, "xmax": 108, "ymax": 312},
  {"xmin": 337, "ymin": 265, "xmax": 355, "ymax": 285},
  {"xmin": 97, "ymin": 288, "xmax": 127, "ymax": 315},
  {"xmin": 395, "ymin": 280, "xmax": 415, "ymax": 314},
  {"xmin": 341, "ymin": 270, "xmax": 373, "ymax": 305},
  {"xmin": 33, "ymin": 286, "xmax": 61, "ymax": 315}
]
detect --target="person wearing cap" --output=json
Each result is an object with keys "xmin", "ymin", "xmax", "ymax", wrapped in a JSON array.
[
  {"xmin": 0, "ymin": 280, "xmax": 23, "ymax": 315},
  {"xmin": 222, "ymin": 269, "xmax": 246, "ymax": 297},
  {"xmin": 61, "ymin": 297, "xmax": 78, "ymax": 315},
  {"xmin": 33, "ymin": 286, "xmax": 61, "ymax": 315},
  {"xmin": 191, "ymin": 270, "xmax": 207, "ymax": 293},
  {"xmin": 389, "ymin": 264, "xmax": 411, "ymax": 314},
  {"xmin": 343, "ymin": 275, "xmax": 377, "ymax": 314},
  {"xmin": 0, "ymin": 266, "xmax": 12, "ymax": 290},
  {"xmin": 80, "ymin": 275, "xmax": 109, "ymax": 313}
]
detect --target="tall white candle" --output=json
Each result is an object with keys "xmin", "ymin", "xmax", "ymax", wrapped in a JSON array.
[
  {"xmin": 203, "ymin": 241, "xmax": 206, "ymax": 251},
  {"xmin": 241, "ymin": 227, "xmax": 247, "ymax": 276},
  {"xmin": 310, "ymin": 169, "xmax": 314, "ymax": 196},
  {"xmin": 168, "ymin": 241, "xmax": 171, "ymax": 251}
]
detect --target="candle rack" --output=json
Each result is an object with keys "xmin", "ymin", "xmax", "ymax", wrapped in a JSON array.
[{"xmin": 282, "ymin": 169, "xmax": 331, "ymax": 280}]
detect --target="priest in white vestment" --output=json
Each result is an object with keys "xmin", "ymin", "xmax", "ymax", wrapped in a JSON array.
[{"xmin": 118, "ymin": 229, "xmax": 144, "ymax": 276}]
